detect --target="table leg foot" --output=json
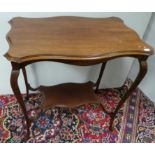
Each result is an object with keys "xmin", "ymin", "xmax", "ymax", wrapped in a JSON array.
[{"xmin": 109, "ymin": 113, "xmax": 115, "ymax": 131}]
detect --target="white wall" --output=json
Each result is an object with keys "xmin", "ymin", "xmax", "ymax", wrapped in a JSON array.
[
  {"xmin": 129, "ymin": 13, "xmax": 155, "ymax": 102},
  {"xmin": 0, "ymin": 12, "xmax": 152, "ymax": 94}
]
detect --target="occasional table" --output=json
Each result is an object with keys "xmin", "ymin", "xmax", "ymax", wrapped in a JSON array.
[{"xmin": 4, "ymin": 16, "xmax": 154, "ymax": 141}]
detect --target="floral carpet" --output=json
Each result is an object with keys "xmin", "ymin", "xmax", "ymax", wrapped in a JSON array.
[{"xmin": 0, "ymin": 80, "xmax": 154, "ymax": 143}]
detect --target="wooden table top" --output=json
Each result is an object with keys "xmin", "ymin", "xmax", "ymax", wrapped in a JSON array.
[{"xmin": 5, "ymin": 16, "xmax": 153, "ymax": 64}]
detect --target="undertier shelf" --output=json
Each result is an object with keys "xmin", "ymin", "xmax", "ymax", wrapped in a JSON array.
[{"xmin": 39, "ymin": 82, "xmax": 100, "ymax": 110}]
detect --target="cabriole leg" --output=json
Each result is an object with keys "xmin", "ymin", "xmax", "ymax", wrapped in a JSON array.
[
  {"xmin": 11, "ymin": 63, "xmax": 30, "ymax": 141},
  {"xmin": 22, "ymin": 67, "xmax": 30, "ymax": 100},
  {"xmin": 109, "ymin": 57, "xmax": 148, "ymax": 131}
]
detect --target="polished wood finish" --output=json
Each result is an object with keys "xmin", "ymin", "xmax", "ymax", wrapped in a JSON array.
[
  {"xmin": 4, "ymin": 16, "xmax": 154, "ymax": 141},
  {"xmin": 5, "ymin": 16, "xmax": 153, "ymax": 64},
  {"xmin": 39, "ymin": 82, "xmax": 99, "ymax": 110}
]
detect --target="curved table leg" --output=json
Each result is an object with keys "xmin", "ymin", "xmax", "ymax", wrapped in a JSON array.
[
  {"xmin": 109, "ymin": 58, "xmax": 148, "ymax": 131},
  {"xmin": 11, "ymin": 63, "xmax": 30, "ymax": 141},
  {"xmin": 22, "ymin": 66, "xmax": 40, "ymax": 92},
  {"xmin": 22, "ymin": 67, "xmax": 30, "ymax": 100}
]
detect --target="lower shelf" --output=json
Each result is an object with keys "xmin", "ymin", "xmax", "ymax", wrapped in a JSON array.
[{"xmin": 39, "ymin": 81, "xmax": 100, "ymax": 109}]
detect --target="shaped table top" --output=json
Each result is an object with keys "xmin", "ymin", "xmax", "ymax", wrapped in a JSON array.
[{"xmin": 4, "ymin": 16, "xmax": 154, "ymax": 64}]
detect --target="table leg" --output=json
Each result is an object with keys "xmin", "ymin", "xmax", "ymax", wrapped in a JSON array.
[
  {"xmin": 109, "ymin": 57, "xmax": 148, "ymax": 131},
  {"xmin": 22, "ymin": 66, "xmax": 40, "ymax": 92},
  {"xmin": 22, "ymin": 67, "xmax": 30, "ymax": 100},
  {"xmin": 95, "ymin": 62, "xmax": 107, "ymax": 93},
  {"xmin": 11, "ymin": 63, "xmax": 30, "ymax": 141}
]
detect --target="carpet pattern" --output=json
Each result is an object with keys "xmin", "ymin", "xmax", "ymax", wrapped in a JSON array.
[{"xmin": 0, "ymin": 79, "xmax": 154, "ymax": 143}]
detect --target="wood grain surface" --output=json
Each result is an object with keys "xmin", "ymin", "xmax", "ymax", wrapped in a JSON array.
[{"xmin": 4, "ymin": 16, "xmax": 153, "ymax": 63}]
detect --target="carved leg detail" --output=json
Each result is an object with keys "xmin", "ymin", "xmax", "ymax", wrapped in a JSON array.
[
  {"xmin": 22, "ymin": 67, "xmax": 30, "ymax": 100},
  {"xmin": 11, "ymin": 64, "xmax": 30, "ymax": 141},
  {"xmin": 95, "ymin": 62, "xmax": 107, "ymax": 93},
  {"xmin": 109, "ymin": 58, "xmax": 148, "ymax": 131}
]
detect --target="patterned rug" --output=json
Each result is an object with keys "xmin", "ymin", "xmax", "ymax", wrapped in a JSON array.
[{"xmin": 0, "ymin": 79, "xmax": 154, "ymax": 143}]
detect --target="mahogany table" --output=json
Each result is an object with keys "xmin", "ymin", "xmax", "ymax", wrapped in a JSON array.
[{"xmin": 4, "ymin": 16, "xmax": 154, "ymax": 141}]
